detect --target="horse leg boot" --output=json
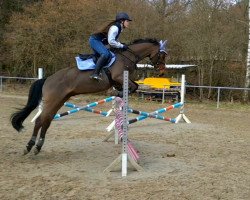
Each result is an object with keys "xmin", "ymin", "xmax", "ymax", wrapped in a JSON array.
[
  {"xmin": 34, "ymin": 117, "xmax": 52, "ymax": 155},
  {"xmin": 24, "ymin": 136, "xmax": 36, "ymax": 155},
  {"xmin": 24, "ymin": 117, "xmax": 42, "ymax": 155},
  {"xmin": 34, "ymin": 137, "xmax": 45, "ymax": 155},
  {"xmin": 129, "ymin": 79, "xmax": 139, "ymax": 93},
  {"xmin": 89, "ymin": 55, "xmax": 107, "ymax": 81}
]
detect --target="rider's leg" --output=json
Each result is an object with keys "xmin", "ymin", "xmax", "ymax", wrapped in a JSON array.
[
  {"xmin": 89, "ymin": 37, "xmax": 111, "ymax": 80},
  {"xmin": 89, "ymin": 54, "xmax": 108, "ymax": 80}
]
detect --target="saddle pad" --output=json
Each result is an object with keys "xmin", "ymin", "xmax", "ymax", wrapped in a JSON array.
[{"xmin": 76, "ymin": 52, "xmax": 116, "ymax": 71}]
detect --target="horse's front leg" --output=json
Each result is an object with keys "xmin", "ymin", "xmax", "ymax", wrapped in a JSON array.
[
  {"xmin": 129, "ymin": 79, "xmax": 139, "ymax": 93},
  {"xmin": 115, "ymin": 78, "xmax": 138, "ymax": 97}
]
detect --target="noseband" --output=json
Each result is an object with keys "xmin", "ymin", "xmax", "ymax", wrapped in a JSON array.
[{"xmin": 149, "ymin": 51, "xmax": 166, "ymax": 65}]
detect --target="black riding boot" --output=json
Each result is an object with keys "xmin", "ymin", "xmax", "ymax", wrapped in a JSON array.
[{"xmin": 90, "ymin": 55, "xmax": 107, "ymax": 81}]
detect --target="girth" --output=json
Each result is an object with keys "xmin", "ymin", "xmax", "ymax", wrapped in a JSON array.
[{"xmin": 103, "ymin": 68, "xmax": 123, "ymax": 91}]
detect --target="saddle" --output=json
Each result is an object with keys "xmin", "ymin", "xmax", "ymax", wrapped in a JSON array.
[
  {"xmin": 78, "ymin": 53, "xmax": 97, "ymax": 64},
  {"xmin": 76, "ymin": 52, "xmax": 115, "ymax": 71}
]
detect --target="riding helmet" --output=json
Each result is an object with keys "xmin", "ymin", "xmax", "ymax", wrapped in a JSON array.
[{"xmin": 115, "ymin": 12, "xmax": 132, "ymax": 21}]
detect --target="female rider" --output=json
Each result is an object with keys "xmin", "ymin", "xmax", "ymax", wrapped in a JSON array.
[{"xmin": 89, "ymin": 12, "xmax": 132, "ymax": 80}]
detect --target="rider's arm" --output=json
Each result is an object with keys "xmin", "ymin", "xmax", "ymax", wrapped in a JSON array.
[{"xmin": 108, "ymin": 25, "xmax": 124, "ymax": 48}]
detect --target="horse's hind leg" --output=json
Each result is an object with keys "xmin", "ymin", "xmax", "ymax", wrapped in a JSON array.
[
  {"xmin": 33, "ymin": 115, "xmax": 52, "ymax": 155},
  {"xmin": 23, "ymin": 116, "xmax": 42, "ymax": 155},
  {"xmin": 32, "ymin": 97, "xmax": 69, "ymax": 155}
]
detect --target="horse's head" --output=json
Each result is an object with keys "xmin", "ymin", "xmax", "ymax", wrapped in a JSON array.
[
  {"xmin": 149, "ymin": 40, "xmax": 168, "ymax": 75},
  {"xmin": 122, "ymin": 38, "xmax": 168, "ymax": 75}
]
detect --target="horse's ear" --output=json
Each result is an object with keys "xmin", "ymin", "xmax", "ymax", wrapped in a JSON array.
[
  {"xmin": 160, "ymin": 40, "xmax": 168, "ymax": 52},
  {"xmin": 162, "ymin": 40, "xmax": 167, "ymax": 47}
]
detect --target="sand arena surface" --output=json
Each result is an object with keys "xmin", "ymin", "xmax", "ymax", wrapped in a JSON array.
[{"xmin": 0, "ymin": 93, "xmax": 249, "ymax": 200}]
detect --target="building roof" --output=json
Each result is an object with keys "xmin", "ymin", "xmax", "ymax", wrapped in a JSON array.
[{"xmin": 136, "ymin": 64, "xmax": 196, "ymax": 69}]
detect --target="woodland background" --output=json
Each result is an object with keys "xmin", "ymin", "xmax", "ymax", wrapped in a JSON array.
[{"xmin": 0, "ymin": 0, "xmax": 249, "ymax": 100}]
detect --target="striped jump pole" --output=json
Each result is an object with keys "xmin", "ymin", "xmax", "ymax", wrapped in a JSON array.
[
  {"xmin": 128, "ymin": 108, "xmax": 176, "ymax": 123},
  {"xmin": 128, "ymin": 102, "xmax": 183, "ymax": 125},
  {"xmin": 54, "ymin": 96, "xmax": 115, "ymax": 120},
  {"xmin": 64, "ymin": 102, "xmax": 109, "ymax": 117},
  {"xmin": 106, "ymin": 102, "xmax": 183, "ymax": 132},
  {"xmin": 113, "ymin": 97, "xmax": 139, "ymax": 162}
]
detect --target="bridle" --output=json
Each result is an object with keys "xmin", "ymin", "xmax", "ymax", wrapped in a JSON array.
[
  {"xmin": 119, "ymin": 47, "xmax": 166, "ymax": 69},
  {"xmin": 149, "ymin": 50, "xmax": 167, "ymax": 70},
  {"xmin": 117, "ymin": 40, "xmax": 168, "ymax": 70}
]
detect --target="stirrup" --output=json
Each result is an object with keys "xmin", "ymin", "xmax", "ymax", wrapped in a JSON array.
[{"xmin": 89, "ymin": 74, "xmax": 102, "ymax": 81}]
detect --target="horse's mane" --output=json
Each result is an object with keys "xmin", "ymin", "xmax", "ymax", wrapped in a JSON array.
[{"xmin": 129, "ymin": 38, "xmax": 159, "ymax": 46}]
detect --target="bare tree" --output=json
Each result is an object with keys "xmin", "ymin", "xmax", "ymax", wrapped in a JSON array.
[
  {"xmin": 3, "ymin": 0, "xmax": 165, "ymax": 76},
  {"xmin": 243, "ymin": 0, "xmax": 250, "ymax": 102},
  {"xmin": 1, "ymin": 0, "xmax": 249, "ymax": 103}
]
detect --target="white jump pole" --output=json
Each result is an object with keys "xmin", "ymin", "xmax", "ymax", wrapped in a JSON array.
[
  {"xmin": 31, "ymin": 68, "xmax": 43, "ymax": 122},
  {"xmin": 122, "ymin": 71, "xmax": 129, "ymax": 177},
  {"xmin": 180, "ymin": 74, "xmax": 185, "ymax": 104},
  {"xmin": 175, "ymin": 74, "xmax": 191, "ymax": 123},
  {"xmin": 104, "ymin": 71, "xmax": 143, "ymax": 176},
  {"xmin": 38, "ymin": 68, "xmax": 43, "ymax": 79}
]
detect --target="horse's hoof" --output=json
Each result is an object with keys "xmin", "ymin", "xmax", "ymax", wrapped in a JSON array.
[
  {"xmin": 117, "ymin": 91, "xmax": 123, "ymax": 98},
  {"xmin": 33, "ymin": 148, "xmax": 40, "ymax": 155},
  {"xmin": 23, "ymin": 149, "xmax": 30, "ymax": 155}
]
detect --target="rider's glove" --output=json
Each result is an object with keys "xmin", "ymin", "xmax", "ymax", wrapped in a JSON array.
[{"xmin": 122, "ymin": 45, "xmax": 128, "ymax": 51}]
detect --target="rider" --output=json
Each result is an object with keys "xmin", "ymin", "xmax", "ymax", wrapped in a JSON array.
[{"xmin": 89, "ymin": 12, "xmax": 132, "ymax": 80}]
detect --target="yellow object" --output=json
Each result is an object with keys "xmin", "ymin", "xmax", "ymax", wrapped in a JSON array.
[{"xmin": 136, "ymin": 77, "xmax": 180, "ymax": 89}]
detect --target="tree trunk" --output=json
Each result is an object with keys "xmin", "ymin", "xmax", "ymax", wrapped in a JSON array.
[
  {"xmin": 198, "ymin": 60, "xmax": 204, "ymax": 101},
  {"xmin": 243, "ymin": 0, "xmax": 250, "ymax": 102},
  {"xmin": 208, "ymin": 59, "xmax": 214, "ymax": 99},
  {"xmin": 33, "ymin": 53, "xmax": 36, "ymax": 77}
]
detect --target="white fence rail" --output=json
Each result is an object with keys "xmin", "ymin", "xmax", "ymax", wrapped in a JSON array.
[
  {"xmin": 0, "ymin": 76, "xmax": 38, "ymax": 92},
  {"xmin": 0, "ymin": 69, "xmax": 249, "ymax": 108},
  {"xmin": 186, "ymin": 85, "xmax": 250, "ymax": 108},
  {"xmin": 0, "ymin": 68, "xmax": 43, "ymax": 92}
]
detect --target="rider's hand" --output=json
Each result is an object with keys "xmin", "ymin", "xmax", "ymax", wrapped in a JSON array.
[{"xmin": 122, "ymin": 45, "xmax": 128, "ymax": 51}]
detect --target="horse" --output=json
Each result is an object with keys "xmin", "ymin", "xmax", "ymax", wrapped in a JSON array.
[{"xmin": 11, "ymin": 38, "xmax": 168, "ymax": 155}]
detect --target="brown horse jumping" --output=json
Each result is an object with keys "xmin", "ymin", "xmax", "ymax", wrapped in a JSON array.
[{"xmin": 11, "ymin": 38, "xmax": 167, "ymax": 154}]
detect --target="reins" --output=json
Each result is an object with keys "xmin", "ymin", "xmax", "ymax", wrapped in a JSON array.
[
  {"xmin": 118, "ymin": 46, "xmax": 164, "ymax": 66},
  {"xmin": 118, "ymin": 48, "xmax": 141, "ymax": 64},
  {"xmin": 112, "ymin": 40, "xmax": 167, "ymax": 71}
]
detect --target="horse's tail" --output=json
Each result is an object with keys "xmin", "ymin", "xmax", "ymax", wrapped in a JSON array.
[{"xmin": 11, "ymin": 78, "xmax": 47, "ymax": 132}]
